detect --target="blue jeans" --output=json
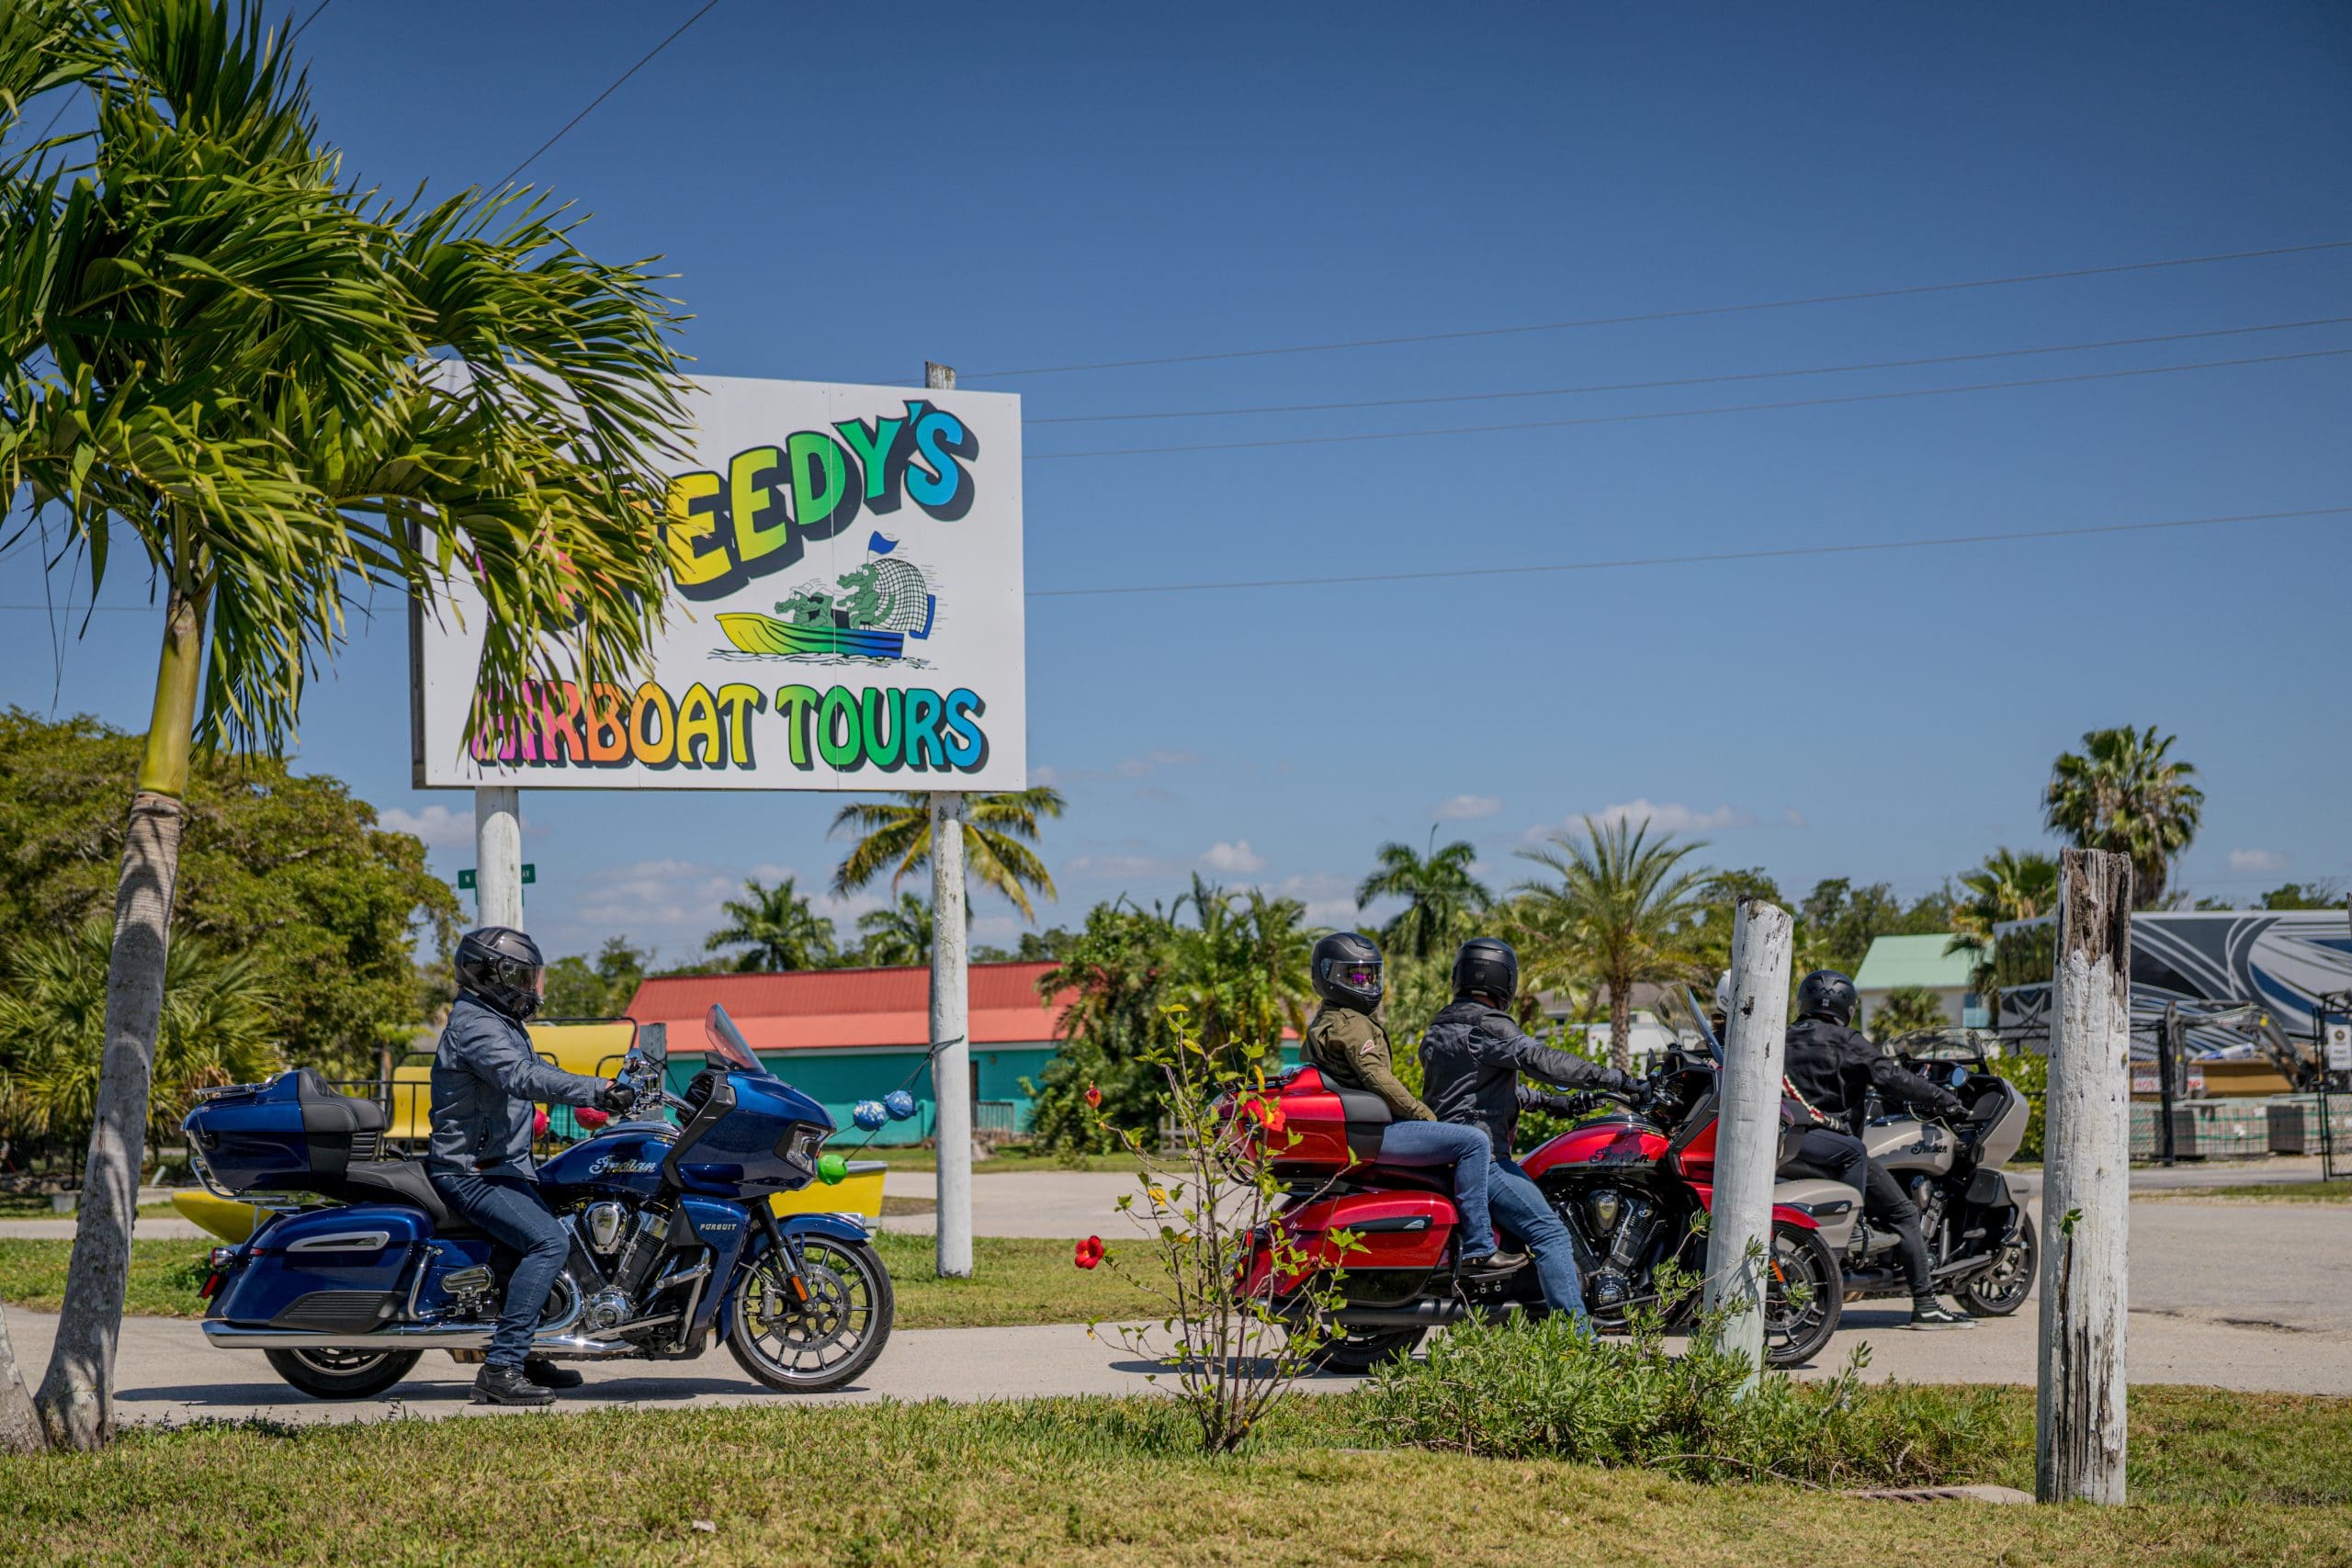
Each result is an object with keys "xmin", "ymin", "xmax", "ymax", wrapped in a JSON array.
[
  {"xmin": 1375, "ymin": 1120, "xmax": 1499, "ymax": 1258},
  {"xmin": 1487, "ymin": 1156, "xmax": 1588, "ymax": 1325},
  {"xmin": 433, "ymin": 1170, "xmax": 568, "ymax": 1368}
]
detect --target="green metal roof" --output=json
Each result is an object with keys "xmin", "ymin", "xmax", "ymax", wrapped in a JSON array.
[{"xmin": 1853, "ymin": 934, "xmax": 1978, "ymax": 991}]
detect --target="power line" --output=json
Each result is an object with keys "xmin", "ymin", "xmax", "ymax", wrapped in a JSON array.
[
  {"xmin": 288, "ymin": 0, "xmax": 334, "ymax": 46},
  {"xmin": 1024, "ymin": 346, "xmax": 2352, "ymax": 460},
  {"xmin": 1023, "ymin": 505, "xmax": 2348, "ymax": 600},
  {"xmin": 965, "ymin": 239, "xmax": 2352, "ymax": 381},
  {"xmin": 494, "ymin": 0, "xmax": 725, "ymax": 189},
  {"xmin": 1025, "ymin": 316, "xmax": 2352, "ymax": 425},
  {"xmin": 8, "ymin": 505, "xmax": 2340, "ymax": 615}
]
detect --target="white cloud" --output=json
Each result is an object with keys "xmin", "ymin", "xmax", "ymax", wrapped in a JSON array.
[
  {"xmin": 1592, "ymin": 799, "xmax": 1752, "ymax": 832},
  {"xmin": 1200, "ymin": 840, "xmax": 1267, "ymax": 875},
  {"xmin": 379, "ymin": 804, "xmax": 475, "ymax": 850},
  {"xmin": 1067, "ymin": 852, "xmax": 1182, "ymax": 880},
  {"xmin": 2229, "ymin": 848, "xmax": 2290, "ymax": 874},
  {"xmin": 1434, "ymin": 794, "xmax": 1503, "ymax": 821}
]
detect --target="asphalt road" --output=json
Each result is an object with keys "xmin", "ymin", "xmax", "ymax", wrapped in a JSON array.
[{"xmin": 2, "ymin": 1188, "xmax": 2346, "ymax": 1427}]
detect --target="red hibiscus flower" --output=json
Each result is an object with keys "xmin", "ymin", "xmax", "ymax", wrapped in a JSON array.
[
  {"xmin": 1244, "ymin": 1098, "xmax": 1286, "ymax": 1134},
  {"xmin": 575, "ymin": 1107, "xmax": 609, "ymax": 1131},
  {"xmin": 531, "ymin": 1108, "xmax": 550, "ymax": 1139},
  {"xmin": 1083, "ymin": 1084, "xmax": 1103, "ymax": 1110},
  {"xmin": 1074, "ymin": 1235, "xmax": 1106, "ymax": 1270}
]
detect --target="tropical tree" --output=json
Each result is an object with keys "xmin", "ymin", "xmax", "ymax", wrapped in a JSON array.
[
  {"xmin": 830, "ymin": 787, "xmax": 1065, "ymax": 921},
  {"xmin": 0, "ymin": 2, "xmax": 684, "ymax": 1450},
  {"xmin": 1355, "ymin": 829, "xmax": 1491, "ymax": 960},
  {"xmin": 1166, "ymin": 876, "xmax": 1317, "ymax": 1053},
  {"xmin": 2044, "ymin": 726, "xmax": 2203, "ymax": 908},
  {"xmin": 706, "ymin": 878, "xmax": 839, "ymax": 972},
  {"xmin": 0, "ymin": 919, "xmax": 282, "ymax": 1156},
  {"xmin": 853, "ymin": 891, "xmax": 966, "ymax": 967},
  {"xmin": 1865, "ymin": 985, "xmax": 1951, "ymax": 1044},
  {"xmin": 1945, "ymin": 848, "xmax": 2060, "ymax": 998},
  {"xmin": 1510, "ymin": 817, "xmax": 1713, "ymax": 1074}
]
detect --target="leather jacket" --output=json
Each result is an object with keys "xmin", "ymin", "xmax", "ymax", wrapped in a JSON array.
[
  {"xmin": 426, "ymin": 993, "xmax": 608, "ymax": 1178},
  {"xmin": 1782, "ymin": 1016, "xmax": 1966, "ymax": 1137},
  {"xmin": 1419, "ymin": 998, "xmax": 1627, "ymax": 1159}
]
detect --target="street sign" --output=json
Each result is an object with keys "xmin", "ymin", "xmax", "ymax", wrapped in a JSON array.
[
  {"xmin": 410, "ymin": 376, "xmax": 1027, "ymax": 793},
  {"xmin": 2326, "ymin": 1021, "xmax": 2351, "ymax": 1073},
  {"xmin": 457, "ymin": 864, "xmax": 534, "ymax": 891}
]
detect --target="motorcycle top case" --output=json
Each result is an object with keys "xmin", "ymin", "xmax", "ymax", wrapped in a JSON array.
[
  {"xmin": 184, "ymin": 1069, "xmax": 387, "ymax": 1195},
  {"xmin": 1264, "ymin": 1066, "xmax": 1393, "ymax": 1171}
]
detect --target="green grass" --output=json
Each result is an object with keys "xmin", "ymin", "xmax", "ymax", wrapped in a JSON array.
[
  {"xmin": 0, "ymin": 1388, "xmax": 2344, "ymax": 1565},
  {"xmin": 0, "ymin": 1197, "xmax": 180, "ymax": 1220},
  {"xmin": 2143, "ymin": 1181, "xmax": 2352, "ymax": 1203},
  {"xmin": 0, "ymin": 1233, "xmax": 1157, "ymax": 1331}
]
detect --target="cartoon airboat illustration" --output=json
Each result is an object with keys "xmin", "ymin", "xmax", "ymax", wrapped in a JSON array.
[{"xmin": 715, "ymin": 532, "xmax": 936, "ymax": 661}]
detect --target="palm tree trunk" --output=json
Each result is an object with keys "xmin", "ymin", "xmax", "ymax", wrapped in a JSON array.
[
  {"xmin": 1609, "ymin": 971, "xmax": 1634, "ymax": 1077},
  {"xmin": 31, "ymin": 586, "xmax": 204, "ymax": 1451},
  {"xmin": 0, "ymin": 1305, "xmax": 40, "ymax": 1455}
]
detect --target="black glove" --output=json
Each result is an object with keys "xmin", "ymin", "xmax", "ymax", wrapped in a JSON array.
[
  {"xmin": 596, "ymin": 1077, "xmax": 638, "ymax": 1113},
  {"xmin": 1600, "ymin": 1069, "xmax": 1636, "ymax": 1097}
]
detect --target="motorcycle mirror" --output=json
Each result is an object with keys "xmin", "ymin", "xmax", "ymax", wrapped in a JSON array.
[{"xmin": 637, "ymin": 1021, "xmax": 668, "ymax": 1066}]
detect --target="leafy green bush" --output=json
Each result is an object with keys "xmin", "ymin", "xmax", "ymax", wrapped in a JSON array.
[
  {"xmin": 1359, "ymin": 1311, "xmax": 2013, "ymax": 1487},
  {"xmin": 1989, "ymin": 1049, "xmax": 2048, "ymax": 1161}
]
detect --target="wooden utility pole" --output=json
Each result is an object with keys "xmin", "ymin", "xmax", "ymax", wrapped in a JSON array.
[
  {"xmin": 474, "ymin": 786, "xmax": 524, "ymax": 931},
  {"xmin": 925, "ymin": 359, "xmax": 974, "ymax": 1280},
  {"xmin": 1703, "ymin": 897, "xmax": 1794, "ymax": 1388},
  {"xmin": 2037, "ymin": 848, "xmax": 2132, "ymax": 1504}
]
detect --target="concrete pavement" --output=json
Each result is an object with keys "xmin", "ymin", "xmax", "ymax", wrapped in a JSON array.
[{"xmin": 2, "ymin": 1190, "xmax": 2347, "ymax": 1428}]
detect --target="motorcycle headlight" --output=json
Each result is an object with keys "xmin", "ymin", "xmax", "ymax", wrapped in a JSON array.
[{"xmin": 777, "ymin": 1122, "xmax": 826, "ymax": 1172}]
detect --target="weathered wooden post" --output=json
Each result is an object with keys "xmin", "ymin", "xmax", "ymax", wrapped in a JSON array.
[
  {"xmin": 1703, "ymin": 897, "xmax": 1795, "ymax": 1386},
  {"xmin": 925, "ymin": 359, "xmax": 974, "ymax": 1280},
  {"xmin": 2037, "ymin": 848, "xmax": 2132, "ymax": 1504}
]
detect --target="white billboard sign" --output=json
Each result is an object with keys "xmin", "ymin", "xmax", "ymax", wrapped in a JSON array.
[{"xmin": 412, "ymin": 376, "xmax": 1023, "ymax": 792}]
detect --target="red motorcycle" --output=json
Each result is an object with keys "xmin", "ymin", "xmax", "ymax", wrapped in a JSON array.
[{"xmin": 1238, "ymin": 1038, "xmax": 1852, "ymax": 1371}]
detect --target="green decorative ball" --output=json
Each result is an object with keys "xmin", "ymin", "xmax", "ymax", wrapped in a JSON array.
[{"xmin": 816, "ymin": 1152, "xmax": 850, "ymax": 1186}]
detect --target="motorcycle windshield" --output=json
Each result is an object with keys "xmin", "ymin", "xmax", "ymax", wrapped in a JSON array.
[{"xmin": 705, "ymin": 1004, "xmax": 762, "ymax": 1073}]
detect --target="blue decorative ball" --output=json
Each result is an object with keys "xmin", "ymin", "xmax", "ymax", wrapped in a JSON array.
[
  {"xmin": 851, "ymin": 1100, "xmax": 887, "ymax": 1131},
  {"xmin": 883, "ymin": 1089, "xmax": 917, "ymax": 1122}
]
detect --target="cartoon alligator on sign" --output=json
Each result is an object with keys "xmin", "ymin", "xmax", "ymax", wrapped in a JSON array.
[{"xmin": 716, "ymin": 533, "xmax": 936, "ymax": 660}]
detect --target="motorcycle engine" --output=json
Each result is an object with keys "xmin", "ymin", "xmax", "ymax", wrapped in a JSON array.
[
  {"xmin": 582, "ymin": 1201, "xmax": 628, "ymax": 1256},
  {"xmin": 581, "ymin": 1288, "xmax": 634, "ymax": 1334},
  {"xmin": 1579, "ymin": 1189, "xmax": 1659, "ymax": 1313}
]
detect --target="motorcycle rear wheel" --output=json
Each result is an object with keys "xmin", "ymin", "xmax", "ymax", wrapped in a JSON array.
[
  {"xmin": 1957, "ymin": 1213, "xmax": 2037, "ymax": 1317},
  {"xmin": 263, "ymin": 1347, "xmax": 423, "ymax": 1400},
  {"xmin": 1309, "ymin": 1326, "xmax": 1424, "ymax": 1373},
  {"xmin": 1762, "ymin": 1222, "xmax": 1842, "ymax": 1369},
  {"xmin": 726, "ymin": 1236, "xmax": 895, "ymax": 1394}
]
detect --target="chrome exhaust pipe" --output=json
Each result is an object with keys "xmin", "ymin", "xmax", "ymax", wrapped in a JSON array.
[
  {"xmin": 199, "ymin": 1320, "xmax": 647, "ymax": 1357},
  {"xmin": 1331, "ymin": 1299, "xmax": 1465, "ymax": 1329}
]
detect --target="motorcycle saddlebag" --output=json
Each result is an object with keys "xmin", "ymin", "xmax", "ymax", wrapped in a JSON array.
[
  {"xmin": 215, "ymin": 1203, "xmax": 432, "ymax": 1331},
  {"xmin": 1255, "ymin": 1190, "xmax": 1455, "ymax": 1292},
  {"xmin": 186, "ymin": 1069, "xmax": 389, "ymax": 1196}
]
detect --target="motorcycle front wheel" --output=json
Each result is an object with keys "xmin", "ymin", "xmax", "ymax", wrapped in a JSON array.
[
  {"xmin": 1957, "ymin": 1213, "xmax": 2038, "ymax": 1317},
  {"xmin": 1762, "ymin": 1221, "xmax": 1842, "ymax": 1369},
  {"xmin": 262, "ymin": 1347, "xmax": 423, "ymax": 1400},
  {"xmin": 726, "ymin": 1236, "xmax": 895, "ymax": 1394}
]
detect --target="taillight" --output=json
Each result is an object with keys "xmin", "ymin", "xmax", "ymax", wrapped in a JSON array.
[{"xmin": 198, "ymin": 1272, "xmax": 221, "ymax": 1300}]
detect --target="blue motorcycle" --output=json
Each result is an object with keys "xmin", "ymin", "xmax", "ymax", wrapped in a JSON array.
[{"xmin": 184, "ymin": 1005, "xmax": 894, "ymax": 1399}]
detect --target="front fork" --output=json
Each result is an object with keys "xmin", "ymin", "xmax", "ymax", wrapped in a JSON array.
[{"xmin": 752, "ymin": 1201, "xmax": 816, "ymax": 1310}]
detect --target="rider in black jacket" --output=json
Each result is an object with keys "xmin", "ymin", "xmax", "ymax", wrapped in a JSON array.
[
  {"xmin": 1420, "ymin": 939, "xmax": 1634, "ymax": 1325},
  {"xmin": 1779, "ymin": 969, "xmax": 1974, "ymax": 1330}
]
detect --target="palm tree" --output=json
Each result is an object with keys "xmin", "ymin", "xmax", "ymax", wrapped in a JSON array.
[
  {"xmin": 1510, "ymin": 817, "xmax": 1713, "ymax": 1074},
  {"xmin": 854, "ymin": 891, "xmax": 964, "ymax": 967},
  {"xmin": 1945, "ymin": 847, "xmax": 2060, "ymax": 998},
  {"xmin": 2044, "ymin": 727, "xmax": 2204, "ymax": 908},
  {"xmin": 830, "ymin": 787, "xmax": 1065, "ymax": 921},
  {"xmin": 1867, "ymin": 985, "xmax": 1950, "ymax": 1044},
  {"xmin": 0, "ymin": 2, "xmax": 683, "ymax": 1450},
  {"xmin": 1168, "ymin": 876, "xmax": 1317, "ymax": 1052},
  {"xmin": 706, "ymin": 879, "xmax": 839, "ymax": 972},
  {"xmin": 1355, "ymin": 829, "xmax": 1491, "ymax": 960}
]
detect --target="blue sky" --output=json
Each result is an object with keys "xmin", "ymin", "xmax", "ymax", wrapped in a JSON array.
[{"xmin": 6, "ymin": 2, "xmax": 2348, "ymax": 961}]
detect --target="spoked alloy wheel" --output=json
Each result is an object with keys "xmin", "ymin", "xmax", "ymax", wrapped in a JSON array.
[
  {"xmin": 1762, "ymin": 1221, "xmax": 1842, "ymax": 1369},
  {"xmin": 1958, "ymin": 1213, "xmax": 2038, "ymax": 1317},
  {"xmin": 263, "ymin": 1347, "xmax": 423, "ymax": 1400},
  {"xmin": 726, "ymin": 1237, "xmax": 895, "ymax": 1393}
]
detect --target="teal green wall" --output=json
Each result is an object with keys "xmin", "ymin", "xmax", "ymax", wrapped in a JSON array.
[{"xmin": 663, "ymin": 1044, "xmax": 1060, "ymax": 1146}]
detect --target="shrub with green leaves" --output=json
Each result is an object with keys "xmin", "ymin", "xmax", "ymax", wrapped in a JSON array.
[
  {"xmin": 1359, "ymin": 1310, "xmax": 2013, "ymax": 1487},
  {"xmin": 1989, "ymin": 1050, "xmax": 2048, "ymax": 1161}
]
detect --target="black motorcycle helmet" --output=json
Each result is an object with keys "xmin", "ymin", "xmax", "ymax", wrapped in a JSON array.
[
  {"xmin": 455, "ymin": 926, "xmax": 546, "ymax": 1022},
  {"xmin": 1310, "ymin": 931, "xmax": 1384, "ymax": 1012},
  {"xmin": 1451, "ymin": 937, "xmax": 1520, "ymax": 1008},
  {"xmin": 1793, "ymin": 969, "xmax": 1859, "ymax": 1028}
]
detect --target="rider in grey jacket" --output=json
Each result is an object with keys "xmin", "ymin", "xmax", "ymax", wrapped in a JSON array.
[{"xmin": 427, "ymin": 927, "xmax": 631, "ymax": 1405}]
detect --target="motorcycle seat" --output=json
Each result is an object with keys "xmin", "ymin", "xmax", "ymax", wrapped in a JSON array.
[
  {"xmin": 291, "ymin": 1067, "xmax": 388, "ymax": 1135},
  {"xmin": 335, "ymin": 1159, "xmax": 484, "ymax": 1239}
]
